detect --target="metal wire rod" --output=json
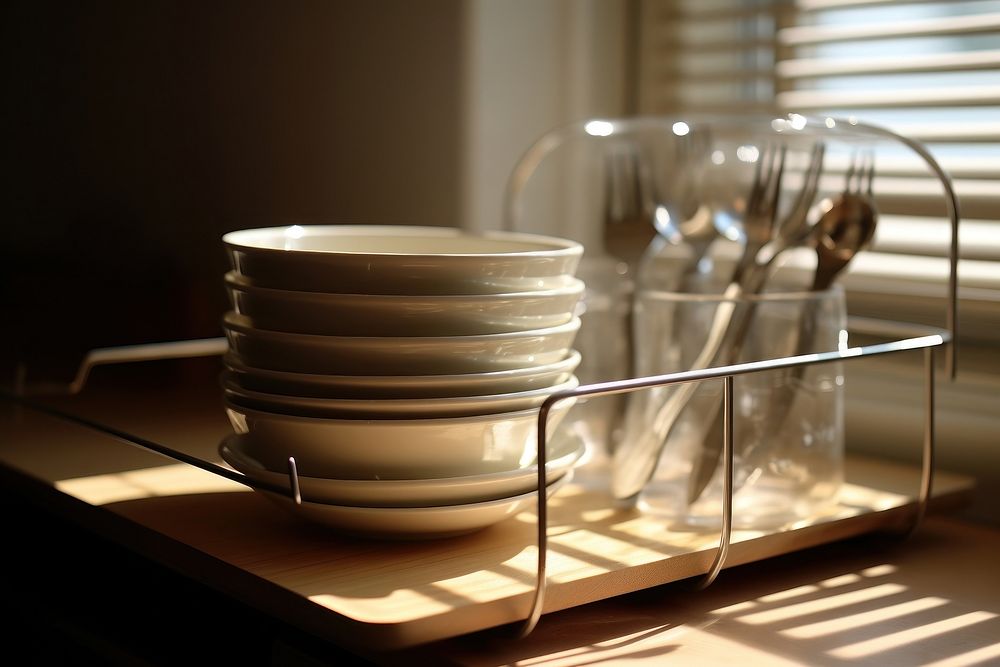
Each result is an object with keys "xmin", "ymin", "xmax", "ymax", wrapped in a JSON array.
[
  {"xmin": 0, "ymin": 389, "xmax": 299, "ymax": 501},
  {"xmin": 695, "ymin": 375, "xmax": 734, "ymax": 590},
  {"xmin": 516, "ymin": 327, "xmax": 948, "ymax": 638}
]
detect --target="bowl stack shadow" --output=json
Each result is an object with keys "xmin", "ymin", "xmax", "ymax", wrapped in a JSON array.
[{"xmin": 218, "ymin": 225, "xmax": 586, "ymax": 539}]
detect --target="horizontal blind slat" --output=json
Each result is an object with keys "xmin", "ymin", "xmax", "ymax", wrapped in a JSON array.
[
  {"xmin": 778, "ymin": 12, "xmax": 1000, "ymax": 46},
  {"xmin": 653, "ymin": 4, "xmax": 779, "ymax": 22},
  {"xmin": 845, "ymin": 252, "xmax": 1000, "ymax": 292},
  {"xmin": 866, "ymin": 177, "xmax": 1000, "ymax": 221},
  {"xmin": 777, "ymin": 85, "xmax": 1000, "ymax": 109},
  {"xmin": 652, "ymin": 69, "xmax": 774, "ymax": 84},
  {"xmin": 825, "ymin": 154, "xmax": 1000, "ymax": 180},
  {"xmin": 777, "ymin": 49, "xmax": 1000, "ymax": 79},
  {"xmin": 870, "ymin": 215, "xmax": 1000, "ymax": 261},
  {"xmin": 648, "ymin": 38, "xmax": 776, "ymax": 54},
  {"xmin": 769, "ymin": 249, "xmax": 1000, "ymax": 293},
  {"xmin": 887, "ymin": 122, "xmax": 1000, "ymax": 143},
  {"xmin": 795, "ymin": 0, "xmax": 963, "ymax": 10}
]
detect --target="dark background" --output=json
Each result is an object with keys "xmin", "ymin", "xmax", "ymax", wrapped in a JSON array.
[{"xmin": 2, "ymin": 0, "xmax": 464, "ymax": 380}]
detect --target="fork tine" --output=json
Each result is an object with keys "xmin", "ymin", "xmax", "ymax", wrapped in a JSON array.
[
  {"xmin": 626, "ymin": 147, "xmax": 644, "ymax": 221},
  {"xmin": 742, "ymin": 142, "xmax": 788, "ymax": 234},
  {"xmin": 845, "ymin": 149, "xmax": 859, "ymax": 194},
  {"xmin": 779, "ymin": 142, "xmax": 825, "ymax": 236},
  {"xmin": 731, "ymin": 143, "xmax": 784, "ymax": 285},
  {"xmin": 763, "ymin": 144, "xmax": 787, "ymax": 225},
  {"xmin": 745, "ymin": 143, "xmax": 772, "ymax": 216},
  {"xmin": 634, "ymin": 146, "xmax": 657, "ymax": 216},
  {"xmin": 603, "ymin": 140, "xmax": 657, "ymax": 239},
  {"xmin": 603, "ymin": 141, "xmax": 656, "ymax": 261},
  {"xmin": 604, "ymin": 148, "xmax": 627, "ymax": 223},
  {"xmin": 863, "ymin": 150, "xmax": 875, "ymax": 198}
]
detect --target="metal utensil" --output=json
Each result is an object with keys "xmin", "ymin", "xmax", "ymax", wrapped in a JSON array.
[
  {"xmin": 755, "ymin": 149, "xmax": 878, "ymax": 455},
  {"xmin": 723, "ymin": 144, "xmax": 788, "ymax": 289},
  {"xmin": 685, "ymin": 142, "xmax": 827, "ymax": 505},
  {"xmin": 603, "ymin": 141, "xmax": 657, "ymax": 268},
  {"xmin": 612, "ymin": 143, "xmax": 789, "ymax": 502},
  {"xmin": 745, "ymin": 142, "xmax": 829, "ymax": 292},
  {"xmin": 652, "ymin": 128, "xmax": 719, "ymax": 285},
  {"xmin": 811, "ymin": 150, "xmax": 878, "ymax": 291}
]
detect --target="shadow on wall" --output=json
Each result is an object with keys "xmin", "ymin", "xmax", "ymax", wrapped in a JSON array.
[{"xmin": 1, "ymin": 0, "xmax": 464, "ymax": 379}]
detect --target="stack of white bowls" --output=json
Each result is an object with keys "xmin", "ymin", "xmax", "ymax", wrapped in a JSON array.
[{"xmin": 218, "ymin": 225, "xmax": 586, "ymax": 539}]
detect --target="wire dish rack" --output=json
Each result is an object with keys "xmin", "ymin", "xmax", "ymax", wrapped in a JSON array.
[{"xmin": 5, "ymin": 114, "xmax": 959, "ymax": 644}]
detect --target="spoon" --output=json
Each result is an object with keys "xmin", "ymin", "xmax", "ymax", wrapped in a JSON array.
[
  {"xmin": 811, "ymin": 151, "xmax": 878, "ymax": 291},
  {"xmin": 640, "ymin": 202, "xmax": 718, "ymax": 292},
  {"xmin": 639, "ymin": 128, "xmax": 720, "ymax": 292},
  {"xmin": 612, "ymin": 141, "xmax": 792, "ymax": 502}
]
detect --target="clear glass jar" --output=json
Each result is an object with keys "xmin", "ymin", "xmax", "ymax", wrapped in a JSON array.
[
  {"xmin": 560, "ymin": 253, "xmax": 634, "ymax": 469},
  {"xmin": 621, "ymin": 286, "xmax": 847, "ymax": 529}
]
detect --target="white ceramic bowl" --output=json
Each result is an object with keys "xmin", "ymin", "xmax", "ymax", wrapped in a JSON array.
[
  {"xmin": 224, "ymin": 397, "xmax": 577, "ymax": 480},
  {"xmin": 219, "ymin": 431, "xmax": 584, "ymax": 507},
  {"xmin": 223, "ymin": 312, "xmax": 581, "ymax": 375},
  {"xmin": 224, "ymin": 271, "xmax": 584, "ymax": 336},
  {"xmin": 223, "ymin": 350, "xmax": 582, "ymax": 399},
  {"xmin": 223, "ymin": 225, "xmax": 583, "ymax": 295},
  {"xmin": 223, "ymin": 373, "xmax": 580, "ymax": 419},
  {"xmin": 258, "ymin": 472, "xmax": 572, "ymax": 540}
]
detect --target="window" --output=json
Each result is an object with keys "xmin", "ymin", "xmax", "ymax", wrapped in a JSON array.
[{"xmin": 634, "ymin": 0, "xmax": 1000, "ymax": 523}]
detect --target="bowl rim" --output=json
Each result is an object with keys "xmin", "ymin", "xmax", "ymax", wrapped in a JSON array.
[
  {"xmin": 219, "ymin": 431, "xmax": 584, "ymax": 488},
  {"xmin": 225, "ymin": 395, "xmax": 576, "ymax": 427},
  {"xmin": 224, "ymin": 270, "xmax": 585, "ymax": 300},
  {"xmin": 222, "ymin": 225, "xmax": 583, "ymax": 260},
  {"xmin": 222, "ymin": 373, "xmax": 581, "ymax": 408},
  {"xmin": 223, "ymin": 349, "xmax": 582, "ymax": 383},
  {"xmin": 222, "ymin": 310, "xmax": 582, "ymax": 343},
  {"xmin": 260, "ymin": 471, "xmax": 571, "ymax": 515}
]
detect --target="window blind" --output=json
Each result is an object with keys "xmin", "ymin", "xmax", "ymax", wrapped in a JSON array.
[
  {"xmin": 776, "ymin": 0, "xmax": 1000, "ymax": 343},
  {"xmin": 635, "ymin": 0, "xmax": 781, "ymax": 115},
  {"xmin": 635, "ymin": 0, "xmax": 1000, "ymax": 359}
]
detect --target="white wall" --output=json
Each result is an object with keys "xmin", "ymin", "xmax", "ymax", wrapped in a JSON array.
[{"xmin": 460, "ymin": 0, "xmax": 628, "ymax": 238}]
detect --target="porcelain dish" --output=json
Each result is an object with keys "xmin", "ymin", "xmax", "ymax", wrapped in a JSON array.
[
  {"xmin": 223, "ymin": 225, "xmax": 583, "ymax": 295},
  {"xmin": 219, "ymin": 431, "xmax": 585, "ymax": 507},
  {"xmin": 223, "ymin": 311, "xmax": 581, "ymax": 375},
  {"xmin": 258, "ymin": 472, "xmax": 572, "ymax": 540},
  {"xmin": 222, "ymin": 373, "xmax": 580, "ymax": 419},
  {"xmin": 222, "ymin": 350, "xmax": 582, "ymax": 399},
  {"xmin": 224, "ymin": 398, "xmax": 577, "ymax": 480},
  {"xmin": 225, "ymin": 271, "xmax": 585, "ymax": 336}
]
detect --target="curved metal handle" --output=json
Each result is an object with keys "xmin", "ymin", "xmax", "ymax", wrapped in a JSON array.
[{"xmin": 14, "ymin": 337, "xmax": 228, "ymax": 396}]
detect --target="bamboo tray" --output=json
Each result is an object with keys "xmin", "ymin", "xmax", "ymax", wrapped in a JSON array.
[{"xmin": 3, "ymin": 399, "xmax": 969, "ymax": 652}]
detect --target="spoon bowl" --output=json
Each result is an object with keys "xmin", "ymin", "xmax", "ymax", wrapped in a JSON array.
[
  {"xmin": 810, "ymin": 151, "xmax": 878, "ymax": 290},
  {"xmin": 646, "ymin": 128, "xmax": 721, "ymax": 285}
]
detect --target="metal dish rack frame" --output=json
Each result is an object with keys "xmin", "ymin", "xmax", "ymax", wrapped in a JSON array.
[{"xmin": 6, "ymin": 116, "xmax": 959, "ymax": 641}]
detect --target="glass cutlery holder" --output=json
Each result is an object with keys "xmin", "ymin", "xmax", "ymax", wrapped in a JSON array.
[{"xmin": 625, "ymin": 286, "xmax": 847, "ymax": 529}]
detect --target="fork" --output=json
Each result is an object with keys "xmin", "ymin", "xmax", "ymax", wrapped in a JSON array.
[
  {"xmin": 602, "ymin": 141, "xmax": 657, "ymax": 267},
  {"xmin": 683, "ymin": 142, "xmax": 827, "ymax": 505}
]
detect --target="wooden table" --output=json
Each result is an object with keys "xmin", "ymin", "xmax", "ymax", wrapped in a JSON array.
[{"xmin": 0, "ymin": 358, "xmax": 994, "ymax": 665}]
